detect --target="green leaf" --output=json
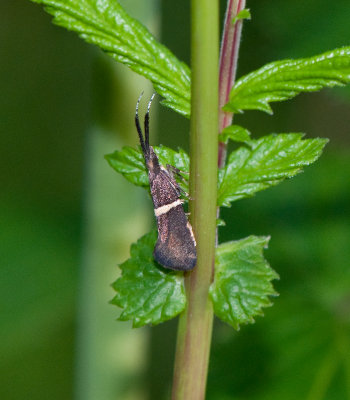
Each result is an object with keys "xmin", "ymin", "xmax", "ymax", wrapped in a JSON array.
[
  {"xmin": 210, "ymin": 236, "xmax": 278, "ymax": 329},
  {"xmin": 216, "ymin": 218, "xmax": 226, "ymax": 227},
  {"xmin": 232, "ymin": 8, "xmax": 251, "ymax": 25},
  {"xmin": 105, "ymin": 146, "xmax": 148, "ymax": 187},
  {"xmin": 156, "ymin": 146, "xmax": 190, "ymax": 175},
  {"xmin": 218, "ymin": 125, "xmax": 251, "ymax": 144},
  {"xmin": 224, "ymin": 47, "xmax": 350, "ymax": 114},
  {"xmin": 111, "ymin": 230, "xmax": 187, "ymax": 327},
  {"xmin": 30, "ymin": 0, "xmax": 191, "ymax": 117},
  {"xmin": 105, "ymin": 145, "xmax": 190, "ymax": 190},
  {"xmin": 217, "ymin": 133, "xmax": 328, "ymax": 207}
]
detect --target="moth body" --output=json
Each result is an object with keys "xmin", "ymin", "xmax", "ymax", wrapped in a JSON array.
[{"xmin": 135, "ymin": 94, "xmax": 196, "ymax": 271}]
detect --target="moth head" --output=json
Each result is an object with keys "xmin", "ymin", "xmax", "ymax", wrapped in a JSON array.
[{"xmin": 146, "ymin": 146, "xmax": 160, "ymax": 172}]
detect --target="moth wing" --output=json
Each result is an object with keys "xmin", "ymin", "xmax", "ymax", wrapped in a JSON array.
[
  {"xmin": 149, "ymin": 168, "xmax": 180, "ymax": 208},
  {"xmin": 154, "ymin": 204, "xmax": 196, "ymax": 271}
]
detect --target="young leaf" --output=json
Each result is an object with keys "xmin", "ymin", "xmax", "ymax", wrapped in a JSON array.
[
  {"xmin": 232, "ymin": 9, "xmax": 251, "ymax": 25},
  {"xmin": 224, "ymin": 47, "xmax": 350, "ymax": 114},
  {"xmin": 218, "ymin": 125, "xmax": 251, "ymax": 144},
  {"xmin": 111, "ymin": 230, "xmax": 187, "ymax": 327},
  {"xmin": 209, "ymin": 236, "xmax": 278, "ymax": 329},
  {"xmin": 217, "ymin": 133, "xmax": 328, "ymax": 207},
  {"xmin": 216, "ymin": 218, "xmax": 226, "ymax": 227},
  {"xmin": 30, "ymin": 0, "xmax": 191, "ymax": 117},
  {"xmin": 105, "ymin": 145, "xmax": 190, "ymax": 190}
]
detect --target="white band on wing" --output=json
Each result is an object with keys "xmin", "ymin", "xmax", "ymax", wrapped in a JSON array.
[{"xmin": 154, "ymin": 199, "xmax": 183, "ymax": 217}]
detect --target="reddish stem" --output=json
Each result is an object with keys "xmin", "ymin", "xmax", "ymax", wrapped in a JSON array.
[{"xmin": 218, "ymin": 0, "xmax": 246, "ymax": 168}]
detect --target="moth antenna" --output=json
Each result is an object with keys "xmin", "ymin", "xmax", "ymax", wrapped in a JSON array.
[
  {"xmin": 135, "ymin": 91, "xmax": 146, "ymax": 155},
  {"xmin": 144, "ymin": 93, "xmax": 156, "ymax": 151}
]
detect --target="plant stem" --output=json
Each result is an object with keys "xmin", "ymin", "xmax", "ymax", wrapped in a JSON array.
[
  {"xmin": 216, "ymin": 0, "xmax": 245, "ymax": 250},
  {"xmin": 171, "ymin": 0, "xmax": 219, "ymax": 399},
  {"xmin": 218, "ymin": 0, "xmax": 246, "ymax": 168}
]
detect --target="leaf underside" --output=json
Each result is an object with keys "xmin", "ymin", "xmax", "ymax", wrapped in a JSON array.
[
  {"xmin": 30, "ymin": 0, "xmax": 191, "ymax": 117},
  {"xmin": 225, "ymin": 47, "xmax": 350, "ymax": 114},
  {"xmin": 210, "ymin": 236, "xmax": 279, "ymax": 329},
  {"xmin": 111, "ymin": 230, "xmax": 187, "ymax": 327}
]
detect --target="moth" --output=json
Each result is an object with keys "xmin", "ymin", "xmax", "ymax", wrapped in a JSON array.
[{"xmin": 135, "ymin": 93, "xmax": 197, "ymax": 271}]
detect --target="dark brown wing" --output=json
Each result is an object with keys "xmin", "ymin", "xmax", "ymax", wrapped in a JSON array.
[
  {"xmin": 154, "ymin": 204, "xmax": 196, "ymax": 271},
  {"xmin": 149, "ymin": 167, "xmax": 181, "ymax": 208}
]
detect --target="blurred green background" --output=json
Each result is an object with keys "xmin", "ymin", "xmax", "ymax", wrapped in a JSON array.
[{"xmin": 1, "ymin": 0, "xmax": 349, "ymax": 399}]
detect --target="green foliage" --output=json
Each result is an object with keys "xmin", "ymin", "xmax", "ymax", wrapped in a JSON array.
[
  {"xmin": 209, "ymin": 236, "xmax": 278, "ymax": 329},
  {"xmin": 217, "ymin": 133, "xmax": 328, "ymax": 207},
  {"xmin": 105, "ymin": 145, "xmax": 189, "ymax": 191},
  {"xmin": 232, "ymin": 8, "xmax": 251, "ymax": 25},
  {"xmin": 30, "ymin": 0, "xmax": 346, "ymax": 332},
  {"xmin": 107, "ymin": 135, "xmax": 326, "ymax": 330},
  {"xmin": 225, "ymin": 47, "xmax": 350, "ymax": 114},
  {"xmin": 111, "ymin": 230, "xmax": 186, "ymax": 327},
  {"xmin": 113, "ymin": 232, "xmax": 278, "ymax": 330},
  {"xmin": 106, "ymin": 146, "xmax": 148, "ymax": 187},
  {"xmin": 208, "ymin": 153, "xmax": 350, "ymax": 399},
  {"xmin": 106, "ymin": 134, "xmax": 327, "ymax": 210},
  {"xmin": 30, "ymin": 0, "xmax": 191, "ymax": 117},
  {"xmin": 218, "ymin": 125, "xmax": 251, "ymax": 144}
]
